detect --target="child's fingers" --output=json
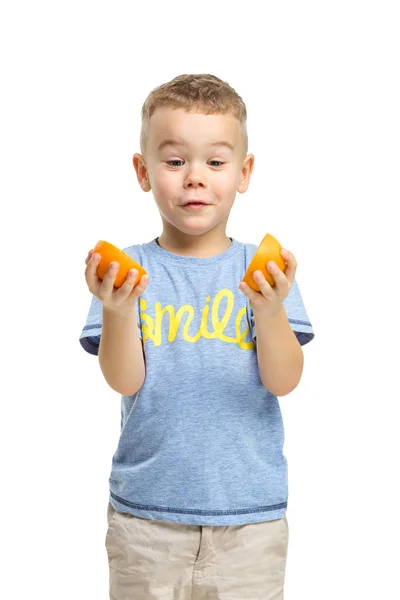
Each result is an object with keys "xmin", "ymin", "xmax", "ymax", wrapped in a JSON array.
[
  {"xmin": 98, "ymin": 262, "xmax": 120, "ymax": 299},
  {"xmin": 117, "ymin": 271, "xmax": 149, "ymax": 301},
  {"xmin": 85, "ymin": 249, "xmax": 93, "ymax": 266},
  {"xmin": 135, "ymin": 273, "xmax": 149, "ymax": 293},
  {"xmin": 85, "ymin": 255, "xmax": 149, "ymax": 310},
  {"xmin": 84, "ymin": 253, "xmax": 102, "ymax": 294},
  {"xmin": 130, "ymin": 274, "xmax": 149, "ymax": 300}
]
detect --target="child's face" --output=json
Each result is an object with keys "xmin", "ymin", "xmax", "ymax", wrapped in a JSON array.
[{"xmin": 134, "ymin": 107, "xmax": 253, "ymax": 239}]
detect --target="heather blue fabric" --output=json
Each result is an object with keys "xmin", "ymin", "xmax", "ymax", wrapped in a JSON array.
[{"xmin": 79, "ymin": 237, "xmax": 314, "ymax": 525}]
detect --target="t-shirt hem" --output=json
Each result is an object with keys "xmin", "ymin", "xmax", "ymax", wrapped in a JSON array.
[{"xmin": 109, "ymin": 491, "xmax": 287, "ymax": 526}]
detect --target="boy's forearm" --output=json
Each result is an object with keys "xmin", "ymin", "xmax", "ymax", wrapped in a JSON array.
[
  {"xmin": 253, "ymin": 306, "xmax": 304, "ymax": 396},
  {"xmin": 98, "ymin": 307, "xmax": 145, "ymax": 396}
]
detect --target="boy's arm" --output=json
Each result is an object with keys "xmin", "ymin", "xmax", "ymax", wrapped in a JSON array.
[
  {"xmin": 98, "ymin": 306, "xmax": 145, "ymax": 396},
  {"xmin": 253, "ymin": 306, "xmax": 304, "ymax": 397}
]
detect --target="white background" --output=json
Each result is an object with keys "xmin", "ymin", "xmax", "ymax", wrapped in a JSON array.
[{"xmin": 1, "ymin": 1, "xmax": 399, "ymax": 598}]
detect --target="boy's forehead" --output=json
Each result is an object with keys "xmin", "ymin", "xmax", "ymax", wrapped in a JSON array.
[{"xmin": 148, "ymin": 107, "xmax": 242, "ymax": 151}]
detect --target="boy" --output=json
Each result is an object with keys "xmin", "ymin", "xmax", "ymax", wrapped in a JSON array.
[{"xmin": 80, "ymin": 73, "xmax": 315, "ymax": 599}]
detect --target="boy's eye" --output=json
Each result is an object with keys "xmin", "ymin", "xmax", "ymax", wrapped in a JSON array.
[
  {"xmin": 166, "ymin": 160, "xmax": 224, "ymax": 167},
  {"xmin": 167, "ymin": 160, "xmax": 184, "ymax": 167}
]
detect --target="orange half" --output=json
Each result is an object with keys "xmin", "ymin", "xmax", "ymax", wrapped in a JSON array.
[
  {"xmin": 242, "ymin": 233, "xmax": 286, "ymax": 291},
  {"xmin": 94, "ymin": 240, "xmax": 147, "ymax": 288}
]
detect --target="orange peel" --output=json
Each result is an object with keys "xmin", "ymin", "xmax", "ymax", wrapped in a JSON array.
[
  {"xmin": 93, "ymin": 240, "xmax": 147, "ymax": 288},
  {"xmin": 242, "ymin": 233, "xmax": 287, "ymax": 291}
]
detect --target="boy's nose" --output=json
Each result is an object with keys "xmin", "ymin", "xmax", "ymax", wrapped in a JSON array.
[{"xmin": 185, "ymin": 177, "xmax": 206, "ymax": 187}]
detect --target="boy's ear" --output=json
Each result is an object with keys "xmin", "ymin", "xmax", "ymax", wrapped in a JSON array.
[
  {"xmin": 133, "ymin": 153, "xmax": 151, "ymax": 191},
  {"xmin": 237, "ymin": 154, "xmax": 255, "ymax": 193}
]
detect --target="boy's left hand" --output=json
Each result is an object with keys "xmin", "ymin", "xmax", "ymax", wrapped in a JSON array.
[{"xmin": 239, "ymin": 248, "xmax": 296, "ymax": 318}]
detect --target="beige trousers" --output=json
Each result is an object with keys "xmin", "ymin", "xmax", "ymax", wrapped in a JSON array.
[{"xmin": 105, "ymin": 502, "xmax": 289, "ymax": 599}]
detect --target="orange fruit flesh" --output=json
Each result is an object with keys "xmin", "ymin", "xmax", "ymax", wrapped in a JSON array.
[
  {"xmin": 94, "ymin": 240, "xmax": 147, "ymax": 288},
  {"xmin": 242, "ymin": 233, "xmax": 286, "ymax": 292}
]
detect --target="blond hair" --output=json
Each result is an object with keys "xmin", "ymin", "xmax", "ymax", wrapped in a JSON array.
[{"xmin": 140, "ymin": 73, "xmax": 248, "ymax": 160}]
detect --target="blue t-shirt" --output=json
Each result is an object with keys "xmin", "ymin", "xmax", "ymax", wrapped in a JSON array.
[{"xmin": 79, "ymin": 237, "xmax": 314, "ymax": 525}]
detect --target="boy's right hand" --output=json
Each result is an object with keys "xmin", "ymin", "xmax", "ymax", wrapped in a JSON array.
[{"xmin": 84, "ymin": 249, "xmax": 149, "ymax": 315}]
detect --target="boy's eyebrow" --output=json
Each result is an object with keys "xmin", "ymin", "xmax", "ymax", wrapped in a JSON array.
[{"xmin": 157, "ymin": 139, "xmax": 234, "ymax": 152}]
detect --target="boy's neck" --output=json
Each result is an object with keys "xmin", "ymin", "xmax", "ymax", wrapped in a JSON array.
[{"xmin": 156, "ymin": 234, "xmax": 232, "ymax": 258}]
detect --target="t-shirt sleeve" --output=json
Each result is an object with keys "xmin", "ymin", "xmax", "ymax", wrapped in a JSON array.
[
  {"xmin": 79, "ymin": 294, "xmax": 142, "ymax": 356},
  {"xmin": 249, "ymin": 276, "xmax": 315, "ymax": 346}
]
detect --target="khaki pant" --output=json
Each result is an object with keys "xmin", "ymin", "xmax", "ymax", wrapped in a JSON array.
[{"xmin": 105, "ymin": 502, "xmax": 289, "ymax": 599}]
